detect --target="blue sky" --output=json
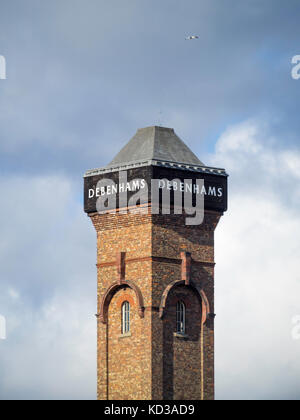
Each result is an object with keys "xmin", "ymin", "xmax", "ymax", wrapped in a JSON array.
[{"xmin": 0, "ymin": 0, "xmax": 300, "ymax": 400}]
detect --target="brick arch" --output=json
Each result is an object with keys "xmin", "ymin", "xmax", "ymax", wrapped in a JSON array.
[
  {"xmin": 99, "ymin": 280, "xmax": 145, "ymax": 324},
  {"xmin": 116, "ymin": 293, "xmax": 136, "ymax": 309},
  {"xmin": 159, "ymin": 280, "xmax": 210, "ymax": 325}
]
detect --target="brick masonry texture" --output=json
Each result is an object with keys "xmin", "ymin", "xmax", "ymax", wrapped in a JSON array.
[{"xmin": 90, "ymin": 206, "xmax": 222, "ymax": 400}]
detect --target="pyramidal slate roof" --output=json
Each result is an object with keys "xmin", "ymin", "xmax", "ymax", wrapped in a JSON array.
[
  {"xmin": 84, "ymin": 126, "xmax": 227, "ymax": 177},
  {"xmin": 110, "ymin": 126, "xmax": 204, "ymax": 167}
]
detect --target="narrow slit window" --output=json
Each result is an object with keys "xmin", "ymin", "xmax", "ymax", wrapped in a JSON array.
[
  {"xmin": 176, "ymin": 301, "xmax": 186, "ymax": 334},
  {"xmin": 122, "ymin": 301, "xmax": 130, "ymax": 334}
]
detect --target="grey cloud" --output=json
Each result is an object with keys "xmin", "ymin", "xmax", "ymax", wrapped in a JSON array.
[
  {"xmin": 0, "ymin": 0, "xmax": 300, "ymax": 176},
  {"xmin": 0, "ymin": 1, "xmax": 300, "ymax": 400}
]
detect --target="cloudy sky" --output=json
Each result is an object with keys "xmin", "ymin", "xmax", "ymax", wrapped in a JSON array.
[{"xmin": 0, "ymin": 0, "xmax": 299, "ymax": 400}]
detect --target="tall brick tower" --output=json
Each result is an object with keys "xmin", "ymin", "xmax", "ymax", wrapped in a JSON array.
[{"xmin": 84, "ymin": 126, "xmax": 228, "ymax": 400}]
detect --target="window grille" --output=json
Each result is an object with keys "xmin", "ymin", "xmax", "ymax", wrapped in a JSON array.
[
  {"xmin": 176, "ymin": 301, "xmax": 186, "ymax": 334},
  {"xmin": 122, "ymin": 301, "xmax": 130, "ymax": 334}
]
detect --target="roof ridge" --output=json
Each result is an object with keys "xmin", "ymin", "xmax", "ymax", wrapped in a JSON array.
[{"xmin": 153, "ymin": 126, "xmax": 159, "ymax": 161}]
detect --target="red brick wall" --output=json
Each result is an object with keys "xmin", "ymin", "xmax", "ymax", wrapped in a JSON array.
[
  {"xmin": 92, "ymin": 209, "xmax": 153, "ymax": 400},
  {"xmin": 150, "ymin": 212, "xmax": 219, "ymax": 400},
  {"xmin": 107, "ymin": 287, "xmax": 149, "ymax": 400},
  {"xmin": 90, "ymin": 207, "xmax": 221, "ymax": 400},
  {"xmin": 162, "ymin": 285, "xmax": 202, "ymax": 400}
]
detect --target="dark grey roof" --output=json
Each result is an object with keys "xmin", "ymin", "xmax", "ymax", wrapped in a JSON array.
[
  {"xmin": 110, "ymin": 126, "xmax": 204, "ymax": 167},
  {"xmin": 84, "ymin": 126, "xmax": 227, "ymax": 177}
]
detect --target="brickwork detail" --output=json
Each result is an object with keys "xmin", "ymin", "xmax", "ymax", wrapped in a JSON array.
[
  {"xmin": 162, "ymin": 285, "xmax": 202, "ymax": 400},
  {"xmin": 181, "ymin": 252, "xmax": 192, "ymax": 285},
  {"xmin": 99, "ymin": 280, "xmax": 145, "ymax": 324},
  {"xmin": 90, "ymin": 207, "xmax": 221, "ymax": 400}
]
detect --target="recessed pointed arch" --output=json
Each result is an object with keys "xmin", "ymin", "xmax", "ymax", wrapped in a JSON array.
[
  {"xmin": 159, "ymin": 280, "xmax": 210, "ymax": 325},
  {"xmin": 99, "ymin": 280, "xmax": 145, "ymax": 324}
]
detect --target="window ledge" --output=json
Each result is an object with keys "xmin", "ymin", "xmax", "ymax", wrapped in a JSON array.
[
  {"xmin": 174, "ymin": 332, "xmax": 188, "ymax": 339},
  {"xmin": 119, "ymin": 332, "xmax": 132, "ymax": 339}
]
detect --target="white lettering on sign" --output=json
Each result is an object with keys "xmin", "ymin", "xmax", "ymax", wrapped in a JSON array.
[
  {"xmin": 157, "ymin": 179, "xmax": 223, "ymax": 197},
  {"xmin": 86, "ymin": 171, "xmax": 227, "ymax": 226},
  {"xmin": 89, "ymin": 179, "xmax": 147, "ymax": 199},
  {"xmin": 88, "ymin": 179, "xmax": 223, "ymax": 199},
  {"xmin": 292, "ymin": 55, "xmax": 300, "ymax": 80}
]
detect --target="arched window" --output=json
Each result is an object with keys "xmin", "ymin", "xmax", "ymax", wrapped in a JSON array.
[
  {"xmin": 121, "ymin": 301, "xmax": 130, "ymax": 334},
  {"xmin": 176, "ymin": 301, "xmax": 186, "ymax": 334}
]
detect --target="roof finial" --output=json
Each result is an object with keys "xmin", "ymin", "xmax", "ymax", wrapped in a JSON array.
[{"xmin": 158, "ymin": 109, "xmax": 163, "ymax": 127}]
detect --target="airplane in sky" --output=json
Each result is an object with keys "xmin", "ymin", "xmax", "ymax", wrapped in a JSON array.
[{"xmin": 185, "ymin": 35, "xmax": 199, "ymax": 40}]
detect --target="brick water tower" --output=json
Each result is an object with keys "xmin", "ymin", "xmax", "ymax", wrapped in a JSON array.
[{"xmin": 84, "ymin": 126, "xmax": 228, "ymax": 400}]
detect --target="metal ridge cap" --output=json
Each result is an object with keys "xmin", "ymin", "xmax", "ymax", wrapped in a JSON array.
[
  {"xmin": 84, "ymin": 159, "xmax": 228, "ymax": 177},
  {"xmin": 84, "ymin": 160, "xmax": 153, "ymax": 177},
  {"xmin": 152, "ymin": 159, "xmax": 228, "ymax": 175}
]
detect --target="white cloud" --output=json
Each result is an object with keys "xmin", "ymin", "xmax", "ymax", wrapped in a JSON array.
[{"xmin": 208, "ymin": 119, "xmax": 300, "ymax": 400}]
